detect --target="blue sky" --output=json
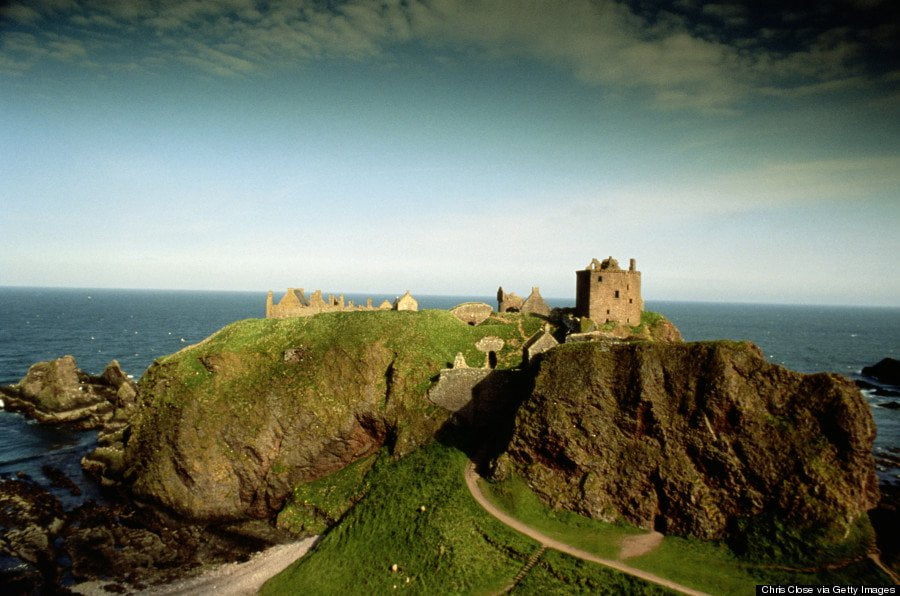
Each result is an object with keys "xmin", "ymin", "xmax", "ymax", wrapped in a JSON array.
[{"xmin": 1, "ymin": 0, "xmax": 898, "ymax": 305}]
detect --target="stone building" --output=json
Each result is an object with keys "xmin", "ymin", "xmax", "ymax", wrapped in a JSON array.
[
  {"xmin": 497, "ymin": 286, "xmax": 550, "ymax": 316},
  {"xmin": 522, "ymin": 329, "xmax": 558, "ymax": 364},
  {"xmin": 393, "ymin": 291, "xmax": 418, "ymax": 311},
  {"xmin": 521, "ymin": 287, "xmax": 551, "ymax": 316},
  {"xmin": 575, "ymin": 257, "xmax": 643, "ymax": 324},
  {"xmin": 497, "ymin": 287, "xmax": 524, "ymax": 312}
]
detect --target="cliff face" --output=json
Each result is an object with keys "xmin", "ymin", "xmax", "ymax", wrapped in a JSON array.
[{"xmin": 503, "ymin": 341, "xmax": 879, "ymax": 553}]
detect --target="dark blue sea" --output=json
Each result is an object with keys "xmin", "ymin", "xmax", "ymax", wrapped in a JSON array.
[{"xmin": 1, "ymin": 287, "xmax": 898, "ymax": 507}]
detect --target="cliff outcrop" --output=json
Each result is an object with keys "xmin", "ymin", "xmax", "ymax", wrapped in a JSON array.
[
  {"xmin": 111, "ymin": 310, "xmax": 541, "ymax": 522},
  {"xmin": 501, "ymin": 341, "xmax": 879, "ymax": 560}
]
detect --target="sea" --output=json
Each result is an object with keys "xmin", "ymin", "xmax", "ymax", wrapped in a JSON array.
[{"xmin": 1, "ymin": 287, "xmax": 898, "ymax": 508}]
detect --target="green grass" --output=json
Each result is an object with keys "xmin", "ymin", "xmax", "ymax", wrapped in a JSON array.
[
  {"xmin": 478, "ymin": 472, "xmax": 892, "ymax": 595},
  {"xmin": 263, "ymin": 443, "xmax": 534, "ymax": 594},
  {"xmin": 480, "ymin": 474, "xmax": 642, "ymax": 559},
  {"xmin": 515, "ymin": 549, "xmax": 673, "ymax": 595},
  {"xmin": 628, "ymin": 310, "xmax": 669, "ymax": 337},
  {"xmin": 639, "ymin": 311, "xmax": 665, "ymax": 327},
  {"xmin": 276, "ymin": 452, "xmax": 380, "ymax": 535},
  {"xmin": 262, "ymin": 443, "xmax": 667, "ymax": 595},
  {"xmin": 152, "ymin": 309, "xmax": 545, "ymax": 407}
]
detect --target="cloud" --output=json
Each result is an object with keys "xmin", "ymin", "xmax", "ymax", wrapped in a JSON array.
[
  {"xmin": 619, "ymin": 155, "xmax": 900, "ymax": 220},
  {"xmin": 177, "ymin": 40, "xmax": 256, "ymax": 76},
  {"xmin": 700, "ymin": 3, "xmax": 749, "ymax": 27},
  {"xmin": 1, "ymin": 3, "xmax": 42, "ymax": 24},
  {"xmin": 1, "ymin": 0, "xmax": 896, "ymax": 111}
]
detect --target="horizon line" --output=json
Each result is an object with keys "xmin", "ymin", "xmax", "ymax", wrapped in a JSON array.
[{"xmin": 1, "ymin": 284, "xmax": 898, "ymax": 310}]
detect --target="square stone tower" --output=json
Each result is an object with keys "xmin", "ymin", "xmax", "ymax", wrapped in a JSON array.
[{"xmin": 575, "ymin": 257, "xmax": 643, "ymax": 324}]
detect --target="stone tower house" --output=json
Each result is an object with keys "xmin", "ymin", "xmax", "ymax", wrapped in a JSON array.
[{"xmin": 575, "ymin": 257, "xmax": 643, "ymax": 324}]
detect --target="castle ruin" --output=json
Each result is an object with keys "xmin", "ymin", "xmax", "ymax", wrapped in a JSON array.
[
  {"xmin": 266, "ymin": 255, "xmax": 643, "ymax": 325},
  {"xmin": 575, "ymin": 257, "xmax": 643, "ymax": 324},
  {"xmin": 266, "ymin": 288, "xmax": 416, "ymax": 318},
  {"xmin": 497, "ymin": 286, "xmax": 550, "ymax": 316}
]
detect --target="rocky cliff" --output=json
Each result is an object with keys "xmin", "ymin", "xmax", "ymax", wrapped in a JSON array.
[
  {"xmin": 110, "ymin": 310, "xmax": 542, "ymax": 521},
  {"xmin": 500, "ymin": 341, "xmax": 879, "ymax": 560}
]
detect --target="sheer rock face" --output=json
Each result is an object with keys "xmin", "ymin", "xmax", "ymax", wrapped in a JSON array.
[
  {"xmin": 123, "ymin": 343, "xmax": 406, "ymax": 522},
  {"xmin": 116, "ymin": 311, "xmax": 480, "ymax": 523},
  {"xmin": 0, "ymin": 356, "xmax": 135, "ymax": 429},
  {"xmin": 505, "ymin": 341, "xmax": 879, "ymax": 543}
]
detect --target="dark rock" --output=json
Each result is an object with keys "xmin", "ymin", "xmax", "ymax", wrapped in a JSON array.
[
  {"xmin": 101, "ymin": 359, "xmax": 139, "ymax": 407},
  {"xmin": 504, "ymin": 341, "xmax": 878, "ymax": 555},
  {"xmin": 0, "ymin": 488, "xmax": 281, "ymax": 592},
  {"xmin": 0, "ymin": 479, "xmax": 66, "ymax": 586},
  {"xmin": 855, "ymin": 379, "xmax": 900, "ymax": 398},
  {"xmin": 0, "ymin": 356, "xmax": 135, "ymax": 429},
  {"xmin": 41, "ymin": 465, "xmax": 82, "ymax": 496},
  {"xmin": 870, "ymin": 483, "xmax": 900, "ymax": 575},
  {"xmin": 862, "ymin": 358, "xmax": 900, "ymax": 386}
]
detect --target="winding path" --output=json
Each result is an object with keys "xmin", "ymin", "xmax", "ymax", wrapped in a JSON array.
[{"xmin": 464, "ymin": 462, "xmax": 710, "ymax": 596}]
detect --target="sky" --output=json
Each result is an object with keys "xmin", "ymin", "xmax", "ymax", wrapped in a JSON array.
[{"xmin": 1, "ymin": 0, "xmax": 898, "ymax": 306}]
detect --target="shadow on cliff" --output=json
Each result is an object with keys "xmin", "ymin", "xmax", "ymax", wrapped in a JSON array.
[{"xmin": 434, "ymin": 364, "xmax": 537, "ymax": 476}]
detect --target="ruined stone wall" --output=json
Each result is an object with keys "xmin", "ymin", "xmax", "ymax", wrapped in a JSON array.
[
  {"xmin": 266, "ymin": 288, "xmax": 393, "ymax": 319},
  {"xmin": 497, "ymin": 287, "xmax": 523, "ymax": 313},
  {"xmin": 575, "ymin": 261, "xmax": 643, "ymax": 324},
  {"xmin": 450, "ymin": 302, "xmax": 493, "ymax": 326}
]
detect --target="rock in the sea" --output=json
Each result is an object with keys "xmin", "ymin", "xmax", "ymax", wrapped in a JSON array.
[
  {"xmin": 0, "ymin": 478, "xmax": 281, "ymax": 592},
  {"xmin": 862, "ymin": 357, "xmax": 900, "ymax": 386},
  {"xmin": 503, "ymin": 341, "xmax": 879, "ymax": 558},
  {"xmin": 0, "ymin": 356, "xmax": 135, "ymax": 429}
]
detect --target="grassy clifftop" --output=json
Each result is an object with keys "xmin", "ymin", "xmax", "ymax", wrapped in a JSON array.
[{"xmin": 121, "ymin": 310, "xmax": 544, "ymax": 521}]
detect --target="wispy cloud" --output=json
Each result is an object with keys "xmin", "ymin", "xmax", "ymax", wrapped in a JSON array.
[
  {"xmin": 1, "ymin": 0, "xmax": 896, "ymax": 111},
  {"xmin": 605, "ymin": 155, "xmax": 900, "ymax": 220}
]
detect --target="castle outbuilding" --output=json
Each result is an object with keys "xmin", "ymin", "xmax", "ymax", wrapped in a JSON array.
[
  {"xmin": 521, "ymin": 287, "xmax": 550, "ymax": 316},
  {"xmin": 575, "ymin": 257, "xmax": 643, "ymax": 324},
  {"xmin": 497, "ymin": 287, "xmax": 524, "ymax": 312},
  {"xmin": 497, "ymin": 286, "xmax": 550, "ymax": 316},
  {"xmin": 394, "ymin": 291, "xmax": 418, "ymax": 311}
]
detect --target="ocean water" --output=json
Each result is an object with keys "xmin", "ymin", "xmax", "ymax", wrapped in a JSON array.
[{"xmin": 1, "ymin": 287, "xmax": 898, "ymax": 506}]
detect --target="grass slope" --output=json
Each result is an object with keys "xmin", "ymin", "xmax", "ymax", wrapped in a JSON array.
[
  {"xmin": 262, "ymin": 442, "xmax": 667, "ymax": 594},
  {"xmin": 480, "ymin": 473, "xmax": 891, "ymax": 594}
]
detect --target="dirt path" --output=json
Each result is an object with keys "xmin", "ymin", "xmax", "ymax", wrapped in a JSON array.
[
  {"xmin": 464, "ymin": 463, "xmax": 710, "ymax": 596},
  {"xmin": 869, "ymin": 552, "xmax": 900, "ymax": 584},
  {"xmin": 72, "ymin": 537, "xmax": 318, "ymax": 596}
]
